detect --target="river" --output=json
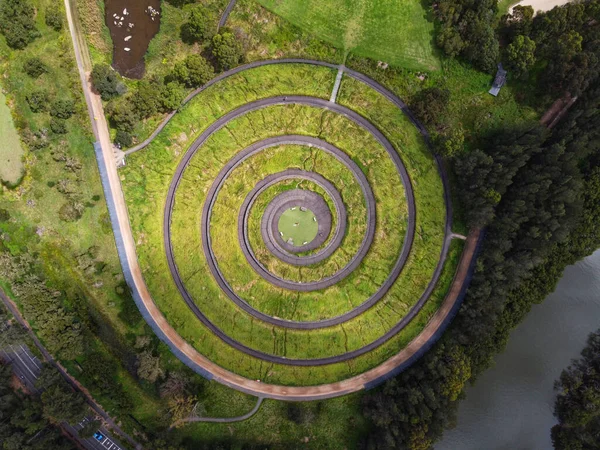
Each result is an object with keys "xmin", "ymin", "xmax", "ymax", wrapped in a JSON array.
[{"xmin": 437, "ymin": 249, "xmax": 600, "ymax": 450}]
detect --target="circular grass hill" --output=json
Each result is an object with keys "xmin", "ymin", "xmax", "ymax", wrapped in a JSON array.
[{"xmin": 121, "ymin": 62, "xmax": 464, "ymax": 388}]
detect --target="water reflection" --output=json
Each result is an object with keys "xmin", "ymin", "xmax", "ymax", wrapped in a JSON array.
[
  {"xmin": 104, "ymin": 0, "xmax": 161, "ymax": 78},
  {"xmin": 437, "ymin": 250, "xmax": 600, "ymax": 450}
]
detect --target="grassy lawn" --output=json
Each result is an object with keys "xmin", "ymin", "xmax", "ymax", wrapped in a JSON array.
[
  {"xmin": 254, "ymin": 0, "xmax": 440, "ymax": 71},
  {"xmin": 346, "ymin": 56, "xmax": 540, "ymax": 149},
  {"xmin": 278, "ymin": 207, "xmax": 319, "ymax": 245},
  {"xmin": 0, "ymin": 92, "xmax": 24, "ymax": 187},
  {"xmin": 121, "ymin": 62, "xmax": 456, "ymax": 384}
]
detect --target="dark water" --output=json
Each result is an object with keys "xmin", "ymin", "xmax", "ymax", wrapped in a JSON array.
[
  {"xmin": 437, "ymin": 249, "xmax": 600, "ymax": 450},
  {"xmin": 104, "ymin": 0, "xmax": 161, "ymax": 78}
]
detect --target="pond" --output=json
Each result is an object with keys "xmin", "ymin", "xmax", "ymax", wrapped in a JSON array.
[
  {"xmin": 437, "ymin": 249, "xmax": 600, "ymax": 450},
  {"xmin": 104, "ymin": 0, "xmax": 161, "ymax": 78}
]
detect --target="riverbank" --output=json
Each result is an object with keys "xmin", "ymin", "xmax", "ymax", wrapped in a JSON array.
[{"xmin": 437, "ymin": 249, "xmax": 600, "ymax": 450}]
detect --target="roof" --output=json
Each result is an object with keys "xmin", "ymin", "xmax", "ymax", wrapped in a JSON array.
[{"xmin": 489, "ymin": 63, "xmax": 507, "ymax": 96}]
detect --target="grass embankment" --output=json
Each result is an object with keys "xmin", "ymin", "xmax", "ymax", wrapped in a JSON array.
[
  {"xmin": 255, "ymin": 0, "xmax": 439, "ymax": 71},
  {"xmin": 0, "ymin": 92, "xmax": 24, "ymax": 187},
  {"xmin": 122, "ymin": 63, "xmax": 458, "ymax": 385}
]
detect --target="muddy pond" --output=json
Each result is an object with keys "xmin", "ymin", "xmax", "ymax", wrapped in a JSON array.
[{"xmin": 104, "ymin": 0, "xmax": 161, "ymax": 78}]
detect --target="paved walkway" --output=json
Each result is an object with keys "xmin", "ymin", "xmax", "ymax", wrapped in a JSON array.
[
  {"xmin": 172, "ymin": 397, "xmax": 264, "ymax": 428},
  {"xmin": 218, "ymin": 0, "xmax": 238, "ymax": 30}
]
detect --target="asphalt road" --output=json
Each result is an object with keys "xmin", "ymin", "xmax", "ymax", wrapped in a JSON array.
[{"xmin": 0, "ymin": 343, "xmax": 42, "ymax": 392}]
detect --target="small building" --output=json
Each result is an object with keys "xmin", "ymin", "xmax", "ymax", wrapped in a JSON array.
[{"xmin": 489, "ymin": 63, "xmax": 507, "ymax": 97}]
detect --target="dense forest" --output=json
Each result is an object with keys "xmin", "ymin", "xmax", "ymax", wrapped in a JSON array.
[
  {"xmin": 361, "ymin": 1, "xmax": 600, "ymax": 448},
  {"xmin": 551, "ymin": 328, "xmax": 600, "ymax": 449}
]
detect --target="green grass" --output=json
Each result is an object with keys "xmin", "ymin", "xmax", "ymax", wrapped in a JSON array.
[
  {"xmin": 279, "ymin": 207, "xmax": 319, "ymax": 245},
  {"xmin": 0, "ymin": 91, "xmax": 24, "ymax": 187},
  {"xmin": 121, "ymin": 63, "xmax": 456, "ymax": 385},
  {"xmin": 254, "ymin": 0, "xmax": 440, "ymax": 71}
]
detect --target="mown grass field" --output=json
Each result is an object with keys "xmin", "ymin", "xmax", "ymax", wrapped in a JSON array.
[
  {"xmin": 255, "ymin": 0, "xmax": 440, "ymax": 71},
  {"xmin": 121, "ymin": 63, "xmax": 456, "ymax": 385},
  {"xmin": 0, "ymin": 92, "xmax": 24, "ymax": 187}
]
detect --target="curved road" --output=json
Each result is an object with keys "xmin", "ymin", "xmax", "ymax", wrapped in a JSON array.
[{"xmin": 64, "ymin": 0, "xmax": 475, "ymax": 398}]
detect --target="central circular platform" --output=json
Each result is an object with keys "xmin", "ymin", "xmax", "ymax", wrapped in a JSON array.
[
  {"xmin": 265, "ymin": 188, "xmax": 333, "ymax": 257},
  {"xmin": 278, "ymin": 206, "xmax": 318, "ymax": 247}
]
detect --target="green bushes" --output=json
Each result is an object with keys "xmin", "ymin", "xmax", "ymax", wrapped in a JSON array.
[
  {"xmin": 50, "ymin": 98, "xmax": 76, "ymax": 119},
  {"xmin": 171, "ymin": 55, "xmax": 215, "ymax": 88},
  {"xmin": 24, "ymin": 57, "xmax": 48, "ymax": 78},
  {"xmin": 212, "ymin": 32, "xmax": 244, "ymax": 71},
  {"xmin": 45, "ymin": 7, "xmax": 63, "ymax": 31},
  {"xmin": 434, "ymin": 0, "xmax": 499, "ymax": 72},
  {"xmin": 180, "ymin": 4, "xmax": 216, "ymax": 44},
  {"xmin": 91, "ymin": 64, "xmax": 126, "ymax": 101},
  {"xmin": 26, "ymin": 89, "xmax": 50, "ymax": 113},
  {"xmin": 410, "ymin": 87, "xmax": 450, "ymax": 126},
  {"xmin": 49, "ymin": 117, "xmax": 68, "ymax": 135},
  {"xmin": 0, "ymin": 0, "xmax": 39, "ymax": 49}
]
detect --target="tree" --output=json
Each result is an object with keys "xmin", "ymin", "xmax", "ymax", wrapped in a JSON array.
[
  {"xmin": 50, "ymin": 99, "xmax": 76, "ymax": 119},
  {"xmin": 115, "ymin": 130, "xmax": 133, "ymax": 147},
  {"xmin": 506, "ymin": 35, "xmax": 536, "ymax": 78},
  {"xmin": 26, "ymin": 90, "xmax": 50, "ymax": 113},
  {"xmin": 79, "ymin": 419, "xmax": 101, "ymax": 439},
  {"xmin": 501, "ymin": 5, "xmax": 534, "ymax": 39},
  {"xmin": 211, "ymin": 32, "xmax": 244, "ymax": 71},
  {"xmin": 24, "ymin": 58, "xmax": 48, "ymax": 78},
  {"xmin": 0, "ymin": 0, "xmax": 40, "ymax": 49},
  {"xmin": 551, "ymin": 329, "xmax": 600, "ymax": 449},
  {"xmin": 137, "ymin": 350, "xmax": 164, "ymax": 383},
  {"xmin": 180, "ymin": 5, "xmax": 216, "ymax": 43},
  {"xmin": 41, "ymin": 384, "xmax": 87, "ymax": 424},
  {"xmin": 91, "ymin": 64, "xmax": 126, "ymax": 101},
  {"xmin": 45, "ymin": 7, "xmax": 63, "ymax": 31},
  {"xmin": 107, "ymin": 98, "xmax": 138, "ymax": 132},
  {"xmin": 411, "ymin": 87, "xmax": 450, "ymax": 126},
  {"xmin": 158, "ymin": 82, "xmax": 186, "ymax": 112},
  {"xmin": 171, "ymin": 55, "xmax": 215, "ymax": 88}
]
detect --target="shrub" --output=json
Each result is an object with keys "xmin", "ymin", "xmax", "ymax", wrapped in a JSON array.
[
  {"xmin": 211, "ymin": 32, "xmax": 244, "ymax": 71},
  {"xmin": 91, "ymin": 64, "xmax": 126, "ymax": 101},
  {"xmin": 411, "ymin": 87, "xmax": 451, "ymax": 126},
  {"xmin": 45, "ymin": 7, "xmax": 63, "ymax": 31},
  {"xmin": 132, "ymin": 80, "xmax": 161, "ymax": 118},
  {"xmin": 50, "ymin": 99, "xmax": 75, "ymax": 119},
  {"xmin": 107, "ymin": 98, "xmax": 138, "ymax": 132},
  {"xmin": 26, "ymin": 90, "xmax": 50, "ymax": 113},
  {"xmin": 0, "ymin": 0, "xmax": 39, "ymax": 49},
  {"xmin": 180, "ymin": 5, "xmax": 216, "ymax": 43},
  {"xmin": 59, "ymin": 202, "xmax": 84, "ymax": 222},
  {"xmin": 49, "ymin": 118, "xmax": 67, "ymax": 135},
  {"xmin": 23, "ymin": 58, "xmax": 48, "ymax": 78},
  {"xmin": 115, "ymin": 130, "xmax": 133, "ymax": 147},
  {"xmin": 171, "ymin": 55, "xmax": 215, "ymax": 88},
  {"xmin": 158, "ymin": 82, "xmax": 186, "ymax": 112}
]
